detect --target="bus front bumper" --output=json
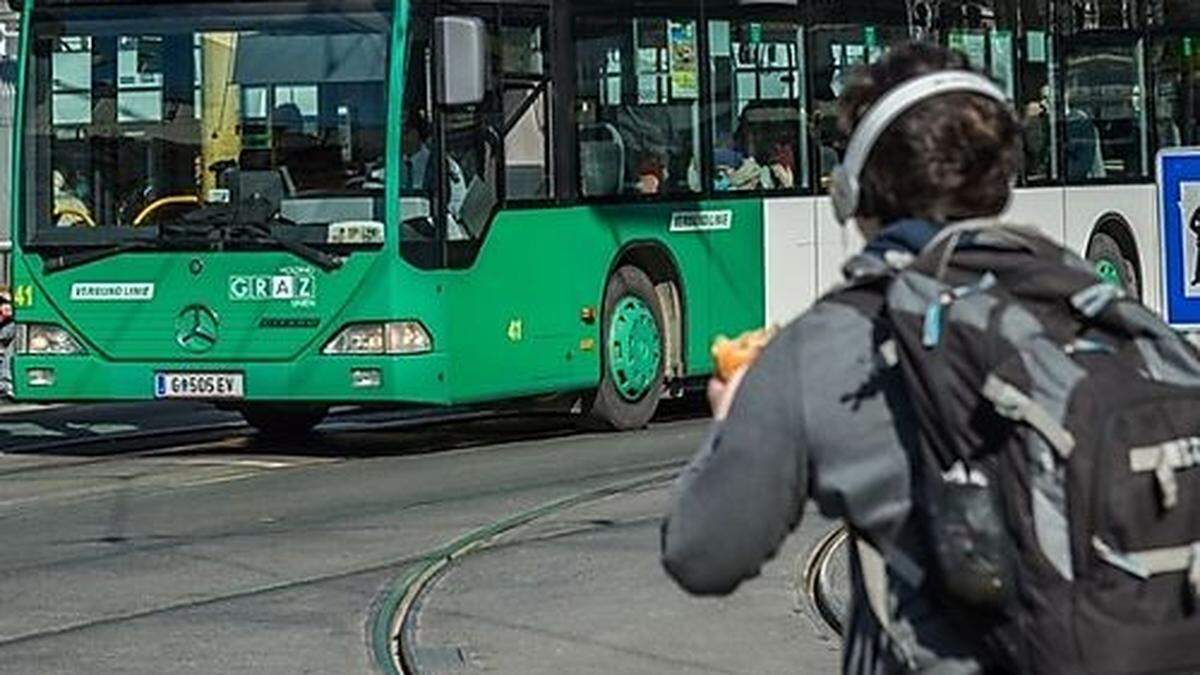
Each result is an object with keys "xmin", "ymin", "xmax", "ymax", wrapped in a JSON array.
[{"xmin": 10, "ymin": 353, "xmax": 451, "ymax": 404}]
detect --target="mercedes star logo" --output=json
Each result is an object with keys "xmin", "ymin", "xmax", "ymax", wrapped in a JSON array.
[{"xmin": 175, "ymin": 305, "xmax": 219, "ymax": 353}]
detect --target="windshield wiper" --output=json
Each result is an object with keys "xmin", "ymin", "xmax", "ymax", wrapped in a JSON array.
[
  {"xmin": 226, "ymin": 220, "xmax": 343, "ymax": 272},
  {"xmin": 44, "ymin": 240, "xmax": 153, "ymax": 274},
  {"xmin": 184, "ymin": 201, "xmax": 343, "ymax": 271},
  {"xmin": 43, "ymin": 201, "xmax": 341, "ymax": 274}
]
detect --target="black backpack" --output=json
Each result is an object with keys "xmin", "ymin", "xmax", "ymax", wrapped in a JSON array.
[{"xmin": 843, "ymin": 222, "xmax": 1200, "ymax": 674}]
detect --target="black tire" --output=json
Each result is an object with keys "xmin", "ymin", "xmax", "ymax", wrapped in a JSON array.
[
  {"xmin": 1087, "ymin": 231, "xmax": 1140, "ymax": 301},
  {"xmin": 584, "ymin": 265, "xmax": 666, "ymax": 431},
  {"xmin": 239, "ymin": 404, "xmax": 328, "ymax": 438}
]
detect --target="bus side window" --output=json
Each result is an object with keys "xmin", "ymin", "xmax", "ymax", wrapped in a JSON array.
[
  {"xmin": 501, "ymin": 22, "xmax": 551, "ymax": 201},
  {"xmin": 1151, "ymin": 37, "xmax": 1194, "ymax": 151},
  {"xmin": 707, "ymin": 20, "xmax": 808, "ymax": 193},
  {"xmin": 808, "ymin": 19, "xmax": 911, "ymax": 191},
  {"xmin": 1064, "ymin": 39, "xmax": 1150, "ymax": 182},
  {"xmin": 574, "ymin": 15, "xmax": 701, "ymax": 198}
]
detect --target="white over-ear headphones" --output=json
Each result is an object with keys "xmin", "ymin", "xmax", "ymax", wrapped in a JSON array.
[{"xmin": 830, "ymin": 70, "xmax": 1009, "ymax": 225}]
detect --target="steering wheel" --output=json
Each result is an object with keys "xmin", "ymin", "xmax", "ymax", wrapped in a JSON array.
[
  {"xmin": 133, "ymin": 195, "xmax": 201, "ymax": 227},
  {"xmin": 53, "ymin": 207, "xmax": 96, "ymax": 228}
]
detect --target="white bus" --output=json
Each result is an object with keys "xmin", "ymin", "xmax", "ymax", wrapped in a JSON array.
[{"xmin": 764, "ymin": 0, "xmax": 1192, "ymax": 325}]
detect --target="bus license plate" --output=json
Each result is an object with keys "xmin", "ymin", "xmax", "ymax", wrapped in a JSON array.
[{"xmin": 154, "ymin": 372, "xmax": 244, "ymax": 399}]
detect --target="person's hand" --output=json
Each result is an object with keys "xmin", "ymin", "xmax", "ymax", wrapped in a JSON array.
[
  {"xmin": 707, "ymin": 365, "xmax": 747, "ymax": 421},
  {"xmin": 636, "ymin": 173, "xmax": 661, "ymax": 195},
  {"xmin": 770, "ymin": 162, "xmax": 794, "ymax": 189}
]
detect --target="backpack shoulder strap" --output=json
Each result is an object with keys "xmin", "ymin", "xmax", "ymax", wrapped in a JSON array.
[
  {"xmin": 821, "ymin": 256, "xmax": 899, "ymax": 369},
  {"xmin": 917, "ymin": 220, "xmax": 1054, "ymax": 279},
  {"xmin": 923, "ymin": 219, "xmax": 1045, "ymax": 252},
  {"xmin": 856, "ymin": 534, "xmax": 893, "ymax": 630},
  {"xmin": 849, "ymin": 532, "xmax": 923, "ymax": 670},
  {"xmin": 824, "ymin": 253, "xmax": 896, "ymax": 309}
]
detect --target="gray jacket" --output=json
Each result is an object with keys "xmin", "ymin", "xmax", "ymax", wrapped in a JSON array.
[{"xmin": 661, "ymin": 255, "xmax": 988, "ymax": 674}]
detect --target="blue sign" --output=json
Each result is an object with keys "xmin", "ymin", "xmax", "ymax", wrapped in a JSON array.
[{"xmin": 1157, "ymin": 149, "xmax": 1200, "ymax": 329}]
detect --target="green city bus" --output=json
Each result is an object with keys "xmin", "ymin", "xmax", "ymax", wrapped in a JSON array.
[
  {"xmin": 7, "ymin": 0, "xmax": 776, "ymax": 432},
  {"xmin": 8, "ymin": 0, "xmax": 1199, "ymax": 432}
]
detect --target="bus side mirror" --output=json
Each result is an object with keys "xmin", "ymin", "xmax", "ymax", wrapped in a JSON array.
[{"xmin": 435, "ymin": 16, "xmax": 488, "ymax": 107}]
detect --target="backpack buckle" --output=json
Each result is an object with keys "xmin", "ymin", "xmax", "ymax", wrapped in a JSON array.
[
  {"xmin": 922, "ymin": 297, "xmax": 949, "ymax": 348},
  {"xmin": 981, "ymin": 375, "xmax": 1076, "ymax": 460},
  {"xmin": 1156, "ymin": 461, "xmax": 1180, "ymax": 511}
]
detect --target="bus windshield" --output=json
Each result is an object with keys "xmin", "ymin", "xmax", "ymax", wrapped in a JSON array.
[{"xmin": 23, "ymin": 2, "xmax": 390, "ymax": 246}]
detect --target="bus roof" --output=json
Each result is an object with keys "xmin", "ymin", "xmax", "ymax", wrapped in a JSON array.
[{"xmin": 7, "ymin": 0, "xmax": 381, "ymax": 12}]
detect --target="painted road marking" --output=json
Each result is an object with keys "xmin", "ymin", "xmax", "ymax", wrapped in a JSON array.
[
  {"xmin": 0, "ymin": 452, "xmax": 336, "ymax": 513},
  {"xmin": 65, "ymin": 423, "xmax": 139, "ymax": 434},
  {"xmin": 0, "ymin": 421, "xmax": 139, "ymax": 440},
  {"xmin": 0, "ymin": 423, "xmax": 66, "ymax": 438},
  {"xmin": 169, "ymin": 458, "xmax": 299, "ymax": 470}
]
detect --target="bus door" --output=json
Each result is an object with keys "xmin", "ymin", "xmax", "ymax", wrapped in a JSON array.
[
  {"xmin": 400, "ymin": 3, "xmax": 552, "ymax": 260},
  {"xmin": 403, "ymin": 4, "xmax": 579, "ymax": 394}
]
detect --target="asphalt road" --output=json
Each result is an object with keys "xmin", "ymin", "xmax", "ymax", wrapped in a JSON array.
[
  {"xmin": 409, "ymin": 480, "xmax": 842, "ymax": 674},
  {"xmin": 0, "ymin": 402, "xmax": 843, "ymax": 674}
]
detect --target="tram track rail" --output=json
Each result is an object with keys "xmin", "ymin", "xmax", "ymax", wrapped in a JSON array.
[
  {"xmin": 372, "ymin": 468, "xmax": 851, "ymax": 675},
  {"xmin": 371, "ymin": 466, "xmax": 682, "ymax": 675},
  {"xmin": 801, "ymin": 523, "xmax": 849, "ymax": 638}
]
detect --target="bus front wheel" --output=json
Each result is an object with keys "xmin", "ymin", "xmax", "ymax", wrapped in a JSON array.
[
  {"xmin": 239, "ymin": 404, "xmax": 328, "ymax": 438},
  {"xmin": 585, "ymin": 265, "xmax": 666, "ymax": 431}
]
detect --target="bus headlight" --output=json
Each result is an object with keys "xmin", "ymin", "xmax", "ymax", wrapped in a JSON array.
[
  {"xmin": 16, "ymin": 324, "xmax": 87, "ymax": 355},
  {"xmin": 323, "ymin": 324, "xmax": 384, "ymax": 354},
  {"xmin": 386, "ymin": 321, "xmax": 432, "ymax": 354},
  {"xmin": 323, "ymin": 321, "xmax": 432, "ymax": 355}
]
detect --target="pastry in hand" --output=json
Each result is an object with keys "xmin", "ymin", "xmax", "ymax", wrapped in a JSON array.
[{"xmin": 710, "ymin": 326, "xmax": 776, "ymax": 382}]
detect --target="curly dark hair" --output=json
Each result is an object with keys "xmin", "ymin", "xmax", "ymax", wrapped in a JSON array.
[{"xmin": 837, "ymin": 42, "xmax": 1022, "ymax": 224}]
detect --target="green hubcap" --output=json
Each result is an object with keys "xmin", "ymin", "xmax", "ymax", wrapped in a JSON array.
[
  {"xmin": 1095, "ymin": 258, "xmax": 1123, "ymax": 287},
  {"xmin": 607, "ymin": 295, "xmax": 662, "ymax": 402}
]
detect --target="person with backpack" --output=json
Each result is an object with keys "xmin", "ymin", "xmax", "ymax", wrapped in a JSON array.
[{"xmin": 661, "ymin": 41, "xmax": 1200, "ymax": 674}]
